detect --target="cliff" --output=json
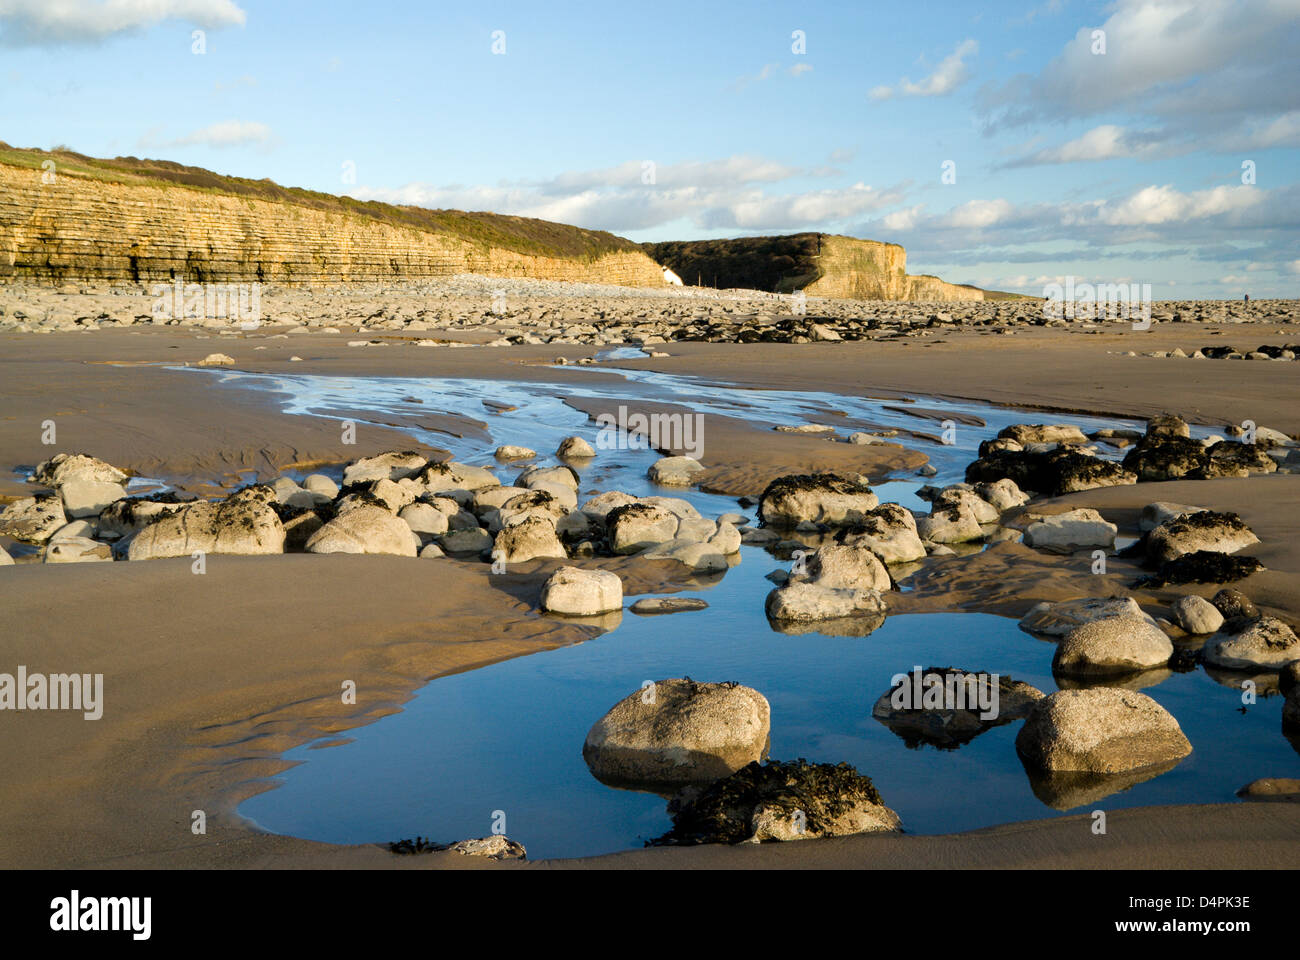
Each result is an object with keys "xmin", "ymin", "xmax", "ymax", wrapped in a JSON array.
[
  {"xmin": 0, "ymin": 145, "xmax": 665, "ymax": 286},
  {"xmin": 644, "ymin": 232, "xmax": 985, "ymax": 301}
]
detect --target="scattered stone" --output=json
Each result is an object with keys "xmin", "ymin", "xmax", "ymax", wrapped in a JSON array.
[
  {"xmin": 557, "ymin": 435, "xmax": 595, "ymax": 459},
  {"xmin": 1053, "ymin": 616, "xmax": 1174, "ymax": 676},
  {"xmin": 647, "ymin": 455, "xmax": 704, "ymax": 487},
  {"xmin": 1171, "ymin": 595, "xmax": 1225, "ymax": 635},
  {"xmin": 1019, "ymin": 596, "xmax": 1158, "ymax": 637},
  {"xmin": 1202, "ymin": 617, "xmax": 1299, "ymax": 670},
  {"xmin": 342, "ymin": 450, "xmax": 428, "ymax": 485},
  {"xmin": 765, "ymin": 580, "xmax": 887, "ymax": 624},
  {"xmin": 1023, "ymin": 508, "xmax": 1117, "ymax": 553},
  {"xmin": 130, "ymin": 486, "xmax": 286, "ymax": 559},
  {"xmin": 1145, "ymin": 510, "xmax": 1259, "ymax": 564},
  {"xmin": 493, "ymin": 514, "xmax": 567, "ymax": 563},
  {"xmin": 630, "ymin": 596, "xmax": 709, "ymax": 615},
  {"xmin": 1235, "ymin": 778, "xmax": 1300, "ymax": 802},
  {"xmin": 871, "ymin": 667, "xmax": 1045, "ymax": 748},
  {"xmin": 758, "ymin": 473, "xmax": 878, "ymax": 528},
  {"xmin": 196, "ymin": 352, "xmax": 235, "ymax": 366},
  {"xmin": 494, "ymin": 445, "xmax": 536, "ymax": 461},
  {"xmin": 1211, "ymin": 588, "xmax": 1258, "ymax": 621},
  {"xmin": 448, "ymin": 836, "xmax": 527, "ymax": 860},
  {"xmin": 0, "ymin": 495, "xmax": 67, "ymax": 543},
  {"xmin": 304, "ymin": 499, "xmax": 418, "ymax": 556},
  {"xmin": 1016, "ymin": 688, "xmax": 1192, "ymax": 773},
  {"xmin": 540, "ymin": 565, "xmax": 622, "ymax": 615},
  {"xmin": 1134, "ymin": 550, "xmax": 1262, "ymax": 588}
]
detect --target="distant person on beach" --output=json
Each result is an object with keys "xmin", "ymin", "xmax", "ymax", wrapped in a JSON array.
[{"xmin": 1244, "ymin": 293, "xmax": 1250, "ymax": 302}]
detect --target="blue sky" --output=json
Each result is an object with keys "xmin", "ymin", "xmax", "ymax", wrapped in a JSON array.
[{"xmin": 2, "ymin": 0, "xmax": 1298, "ymax": 298}]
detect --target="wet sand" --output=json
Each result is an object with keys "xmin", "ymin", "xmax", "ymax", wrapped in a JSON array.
[{"xmin": 1, "ymin": 322, "xmax": 1298, "ymax": 869}]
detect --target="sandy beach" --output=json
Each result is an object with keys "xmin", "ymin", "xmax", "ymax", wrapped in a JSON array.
[{"xmin": 2, "ymin": 306, "xmax": 1298, "ymax": 870}]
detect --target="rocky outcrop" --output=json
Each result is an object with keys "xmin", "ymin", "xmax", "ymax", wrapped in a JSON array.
[{"xmin": 0, "ymin": 156, "xmax": 665, "ymax": 286}]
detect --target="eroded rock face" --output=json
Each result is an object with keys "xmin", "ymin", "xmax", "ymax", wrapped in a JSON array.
[
  {"xmin": 539, "ymin": 565, "xmax": 622, "ymax": 615},
  {"xmin": 871, "ymin": 667, "xmax": 1045, "ymax": 749},
  {"xmin": 650, "ymin": 759, "xmax": 901, "ymax": 845},
  {"xmin": 1015, "ymin": 688, "xmax": 1192, "ymax": 774},
  {"xmin": 583, "ymin": 678, "xmax": 771, "ymax": 787},
  {"xmin": 304, "ymin": 498, "xmax": 418, "ymax": 556},
  {"xmin": 1053, "ymin": 616, "xmax": 1174, "ymax": 676},
  {"xmin": 1202, "ymin": 618, "xmax": 1299, "ymax": 670},
  {"xmin": 839, "ymin": 503, "xmax": 926, "ymax": 563},
  {"xmin": 129, "ymin": 486, "xmax": 286, "ymax": 559},
  {"xmin": 758, "ymin": 473, "xmax": 879, "ymax": 528},
  {"xmin": 1145, "ymin": 510, "xmax": 1259, "ymax": 564}
]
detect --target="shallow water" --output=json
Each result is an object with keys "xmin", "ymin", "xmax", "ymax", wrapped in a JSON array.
[{"xmin": 199, "ymin": 360, "xmax": 1293, "ymax": 859}]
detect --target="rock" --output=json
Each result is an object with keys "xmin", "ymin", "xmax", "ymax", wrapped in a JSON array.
[
  {"xmin": 302, "ymin": 474, "xmax": 340, "ymax": 499},
  {"xmin": 630, "ymin": 597, "xmax": 709, "ymax": 615},
  {"xmin": 1016, "ymin": 688, "xmax": 1192, "ymax": 773},
  {"xmin": 342, "ymin": 450, "xmax": 428, "ymax": 485},
  {"xmin": 398, "ymin": 501, "xmax": 450, "ymax": 536},
  {"xmin": 493, "ymin": 514, "xmax": 567, "ymax": 563},
  {"xmin": 438, "ymin": 527, "xmax": 494, "ymax": 555},
  {"xmin": 281, "ymin": 511, "xmax": 324, "ymax": 551},
  {"xmin": 33, "ymin": 453, "xmax": 127, "ymax": 487},
  {"xmin": 96, "ymin": 495, "xmax": 188, "ymax": 539},
  {"xmin": 1023, "ymin": 508, "xmax": 1116, "ymax": 553},
  {"xmin": 448, "ymin": 836, "xmax": 527, "ymax": 860},
  {"xmin": 765, "ymin": 580, "xmax": 887, "ymax": 624},
  {"xmin": 774, "ymin": 423, "xmax": 835, "ymax": 434},
  {"xmin": 1145, "ymin": 510, "xmax": 1259, "ymax": 564},
  {"xmin": 540, "ymin": 565, "xmax": 622, "ymax": 615},
  {"xmin": 42, "ymin": 536, "xmax": 113, "ymax": 563},
  {"xmin": 420, "ymin": 460, "xmax": 499, "ymax": 493},
  {"xmin": 1122, "ymin": 435, "xmax": 1206, "ymax": 480},
  {"xmin": 1202, "ymin": 440, "xmax": 1276, "ymax": 478},
  {"xmin": 642, "ymin": 539, "xmax": 729, "ymax": 573},
  {"xmin": 647, "ymin": 455, "xmax": 704, "ymax": 487},
  {"xmin": 966, "ymin": 448, "xmax": 1136, "ymax": 496},
  {"xmin": 997, "ymin": 424, "xmax": 1089, "ymax": 445},
  {"xmin": 973, "ymin": 478, "xmax": 1029, "ymax": 511},
  {"xmin": 579, "ymin": 490, "xmax": 638, "ymax": 522},
  {"xmin": 650, "ymin": 759, "xmax": 900, "ymax": 845},
  {"xmin": 1171, "ymin": 595, "xmax": 1225, "ymax": 635},
  {"xmin": 707, "ymin": 521, "xmax": 741, "ymax": 555},
  {"xmin": 129, "ymin": 486, "xmax": 286, "ymax": 559},
  {"xmin": 196, "ymin": 352, "xmax": 235, "ymax": 366},
  {"xmin": 1053, "ymin": 617, "xmax": 1174, "ymax": 676},
  {"xmin": 1134, "ymin": 550, "xmax": 1262, "ymax": 588},
  {"xmin": 607, "ymin": 502, "xmax": 680, "ymax": 554},
  {"xmin": 304, "ymin": 500, "xmax": 418, "ymax": 556},
  {"xmin": 1139, "ymin": 501, "xmax": 1206, "ymax": 532},
  {"xmin": 1146, "ymin": 414, "xmax": 1190, "ymax": 438},
  {"xmin": 271, "ymin": 477, "xmax": 324, "ymax": 510},
  {"xmin": 803, "ymin": 544, "xmax": 892, "ymax": 591},
  {"xmin": 1202, "ymin": 617, "xmax": 1299, "ymax": 670},
  {"xmin": 515, "ymin": 465, "xmax": 579, "ymax": 494},
  {"xmin": 931, "ymin": 486, "xmax": 999, "ymax": 524},
  {"xmin": 0, "ymin": 495, "xmax": 67, "ymax": 543},
  {"xmin": 557, "ymin": 435, "xmax": 595, "ymax": 459},
  {"xmin": 418, "ymin": 543, "xmax": 445, "ymax": 559},
  {"xmin": 0, "ymin": 545, "xmax": 11, "ymax": 565},
  {"xmin": 1020, "ymin": 596, "xmax": 1158, "ymax": 636},
  {"xmin": 758, "ymin": 473, "xmax": 879, "ymax": 528},
  {"xmin": 871, "ymin": 667, "xmax": 1045, "ymax": 748},
  {"xmin": 1235, "ymin": 778, "xmax": 1300, "ymax": 802},
  {"xmin": 583, "ymin": 678, "xmax": 770, "ymax": 787},
  {"xmin": 490, "ymin": 489, "xmax": 569, "ymax": 531},
  {"xmin": 1211, "ymin": 588, "xmax": 1258, "ymax": 620},
  {"xmin": 494, "ymin": 445, "xmax": 536, "ymax": 461},
  {"xmin": 916, "ymin": 464, "xmax": 938, "ymax": 477},
  {"xmin": 916, "ymin": 502, "xmax": 985, "ymax": 544},
  {"xmin": 839, "ymin": 503, "xmax": 926, "ymax": 563}
]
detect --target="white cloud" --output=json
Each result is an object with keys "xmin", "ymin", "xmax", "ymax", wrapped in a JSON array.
[
  {"xmin": 1011, "ymin": 124, "xmax": 1157, "ymax": 165},
  {"xmin": 788, "ymin": 63, "xmax": 813, "ymax": 77},
  {"xmin": 1098, "ymin": 184, "xmax": 1262, "ymax": 225},
  {"xmin": 144, "ymin": 120, "xmax": 271, "ymax": 149},
  {"xmin": 871, "ymin": 39, "xmax": 977, "ymax": 100},
  {"xmin": 941, "ymin": 198, "xmax": 1014, "ymax": 228},
  {"xmin": 0, "ymin": 0, "xmax": 246, "ymax": 45}
]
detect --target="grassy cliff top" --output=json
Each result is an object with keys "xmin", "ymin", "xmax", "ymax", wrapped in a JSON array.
[{"xmin": 0, "ymin": 142, "xmax": 642, "ymax": 262}]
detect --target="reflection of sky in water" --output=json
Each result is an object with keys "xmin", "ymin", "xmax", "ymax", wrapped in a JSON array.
[{"xmin": 180, "ymin": 362, "xmax": 1288, "ymax": 859}]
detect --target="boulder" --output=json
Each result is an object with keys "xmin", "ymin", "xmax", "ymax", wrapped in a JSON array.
[
  {"xmin": 129, "ymin": 486, "xmax": 286, "ymax": 560},
  {"xmin": 1211, "ymin": 588, "xmax": 1258, "ymax": 621},
  {"xmin": 606, "ymin": 502, "xmax": 680, "ymax": 554},
  {"xmin": 966, "ymin": 448, "xmax": 1136, "ymax": 496},
  {"xmin": 1134, "ymin": 550, "xmax": 1262, "ymax": 588},
  {"xmin": 580, "ymin": 490, "xmax": 639, "ymax": 522},
  {"xmin": 916, "ymin": 502, "xmax": 985, "ymax": 544},
  {"xmin": 872, "ymin": 667, "xmax": 1045, "ymax": 748},
  {"xmin": 1146, "ymin": 414, "xmax": 1190, "ymax": 438},
  {"xmin": 647, "ymin": 456, "xmax": 704, "ymax": 487},
  {"xmin": 803, "ymin": 544, "xmax": 892, "ymax": 591},
  {"xmin": 398, "ymin": 502, "xmax": 450, "ymax": 536},
  {"xmin": 448, "ymin": 836, "xmax": 527, "ymax": 860},
  {"xmin": 765, "ymin": 580, "xmax": 887, "ymax": 623},
  {"xmin": 515, "ymin": 465, "xmax": 579, "ymax": 493},
  {"xmin": 630, "ymin": 597, "xmax": 709, "ymax": 615},
  {"xmin": 839, "ymin": 504, "xmax": 926, "ymax": 563},
  {"xmin": 270, "ymin": 477, "xmax": 325, "ymax": 510},
  {"xmin": 650, "ymin": 760, "xmax": 900, "ymax": 845},
  {"xmin": 494, "ymin": 445, "xmax": 536, "ymax": 461},
  {"xmin": 96, "ymin": 495, "xmax": 188, "ymax": 540},
  {"xmin": 33, "ymin": 453, "xmax": 127, "ymax": 487},
  {"xmin": 0, "ymin": 545, "xmax": 11, "ymax": 566},
  {"xmin": 997, "ymin": 424, "xmax": 1089, "ymax": 446},
  {"xmin": 493, "ymin": 514, "xmax": 567, "ymax": 563},
  {"xmin": 642, "ymin": 539, "xmax": 729, "ymax": 573},
  {"xmin": 1202, "ymin": 617, "xmax": 1299, "ymax": 670},
  {"xmin": 1146, "ymin": 510, "xmax": 1259, "ymax": 564},
  {"xmin": 1020, "ymin": 596, "xmax": 1158, "ymax": 636},
  {"xmin": 1053, "ymin": 616, "xmax": 1174, "ymax": 676},
  {"xmin": 583, "ymin": 678, "xmax": 770, "ymax": 787},
  {"xmin": 42, "ymin": 536, "xmax": 113, "ymax": 563},
  {"xmin": 304, "ymin": 500, "xmax": 418, "ymax": 556},
  {"xmin": 1171, "ymin": 595, "xmax": 1225, "ymax": 635},
  {"xmin": 342, "ymin": 450, "xmax": 428, "ymax": 485},
  {"xmin": 1023, "ymin": 508, "xmax": 1116, "ymax": 553},
  {"xmin": 1139, "ymin": 501, "xmax": 1206, "ymax": 532},
  {"xmin": 540, "ymin": 566, "xmax": 623, "ymax": 615},
  {"xmin": 708, "ymin": 521, "xmax": 741, "ymax": 556},
  {"xmin": 0, "ymin": 495, "xmax": 67, "ymax": 543},
  {"xmin": 758, "ymin": 473, "xmax": 879, "ymax": 528},
  {"xmin": 438, "ymin": 527, "xmax": 494, "ymax": 555},
  {"xmin": 421, "ymin": 460, "xmax": 499, "ymax": 494},
  {"xmin": 557, "ymin": 435, "xmax": 595, "ymax": 459},
  {"xmin": 302, "ymin": 474, "xmax": 339, "ymax": 499},
  {"xmin": 1016, "ymin": 688, "xmax": 1192, "ymax": 773},
  {"xmin": 931, "ymin": 486, "xmax": 999, "ymax": 524},
  {"xmin": 973, "ymin": 478, "xmax": 1030, "ymax": 511}
]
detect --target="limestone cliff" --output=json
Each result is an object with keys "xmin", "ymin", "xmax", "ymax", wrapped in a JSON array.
[
  {"xmin": 0, "ymin": 147, "xmax": 665, "ymax": 286},
  {"xmin": 644, "ymin": 232, "xmax": 984, "ymax": 301}
]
